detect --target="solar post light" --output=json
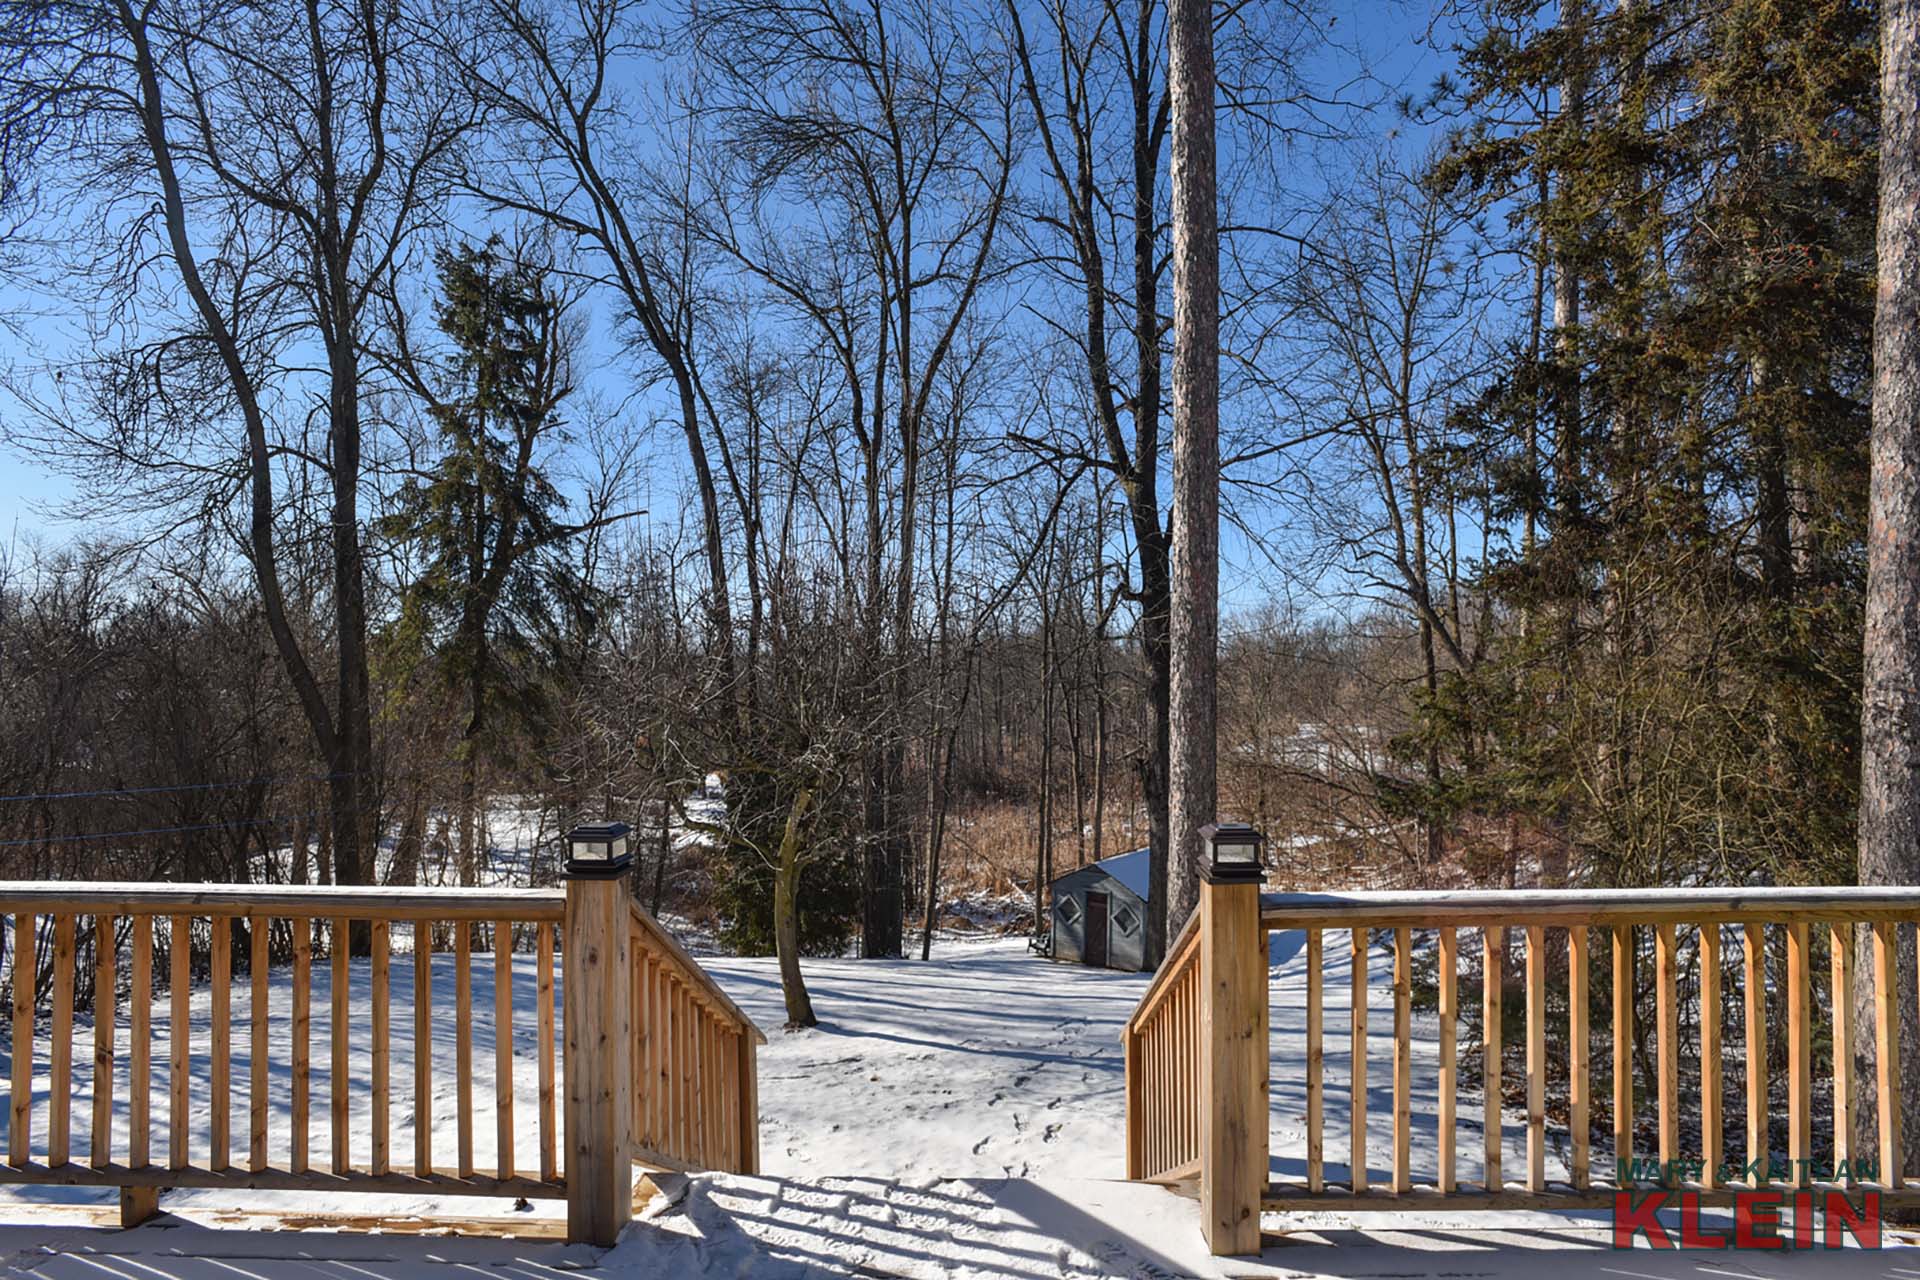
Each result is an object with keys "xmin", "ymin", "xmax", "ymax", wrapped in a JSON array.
[
  {"xmin": 563, "ymin": 821, "xmax": 634, "ymax": 878},
  {"xmin": 1199, "ymin": 821, "xmax": 1266, "ymax": 883}
]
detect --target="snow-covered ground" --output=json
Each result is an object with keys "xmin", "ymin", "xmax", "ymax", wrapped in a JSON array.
[{"xmin": 0, "ymin": 935, "xmax": 1905, "ymax": 1278}]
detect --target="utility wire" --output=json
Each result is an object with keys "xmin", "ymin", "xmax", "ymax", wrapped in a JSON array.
[
  {"xmin": 0, "ymin": 811, "xmax": 318, "ymax": 849},
  {"xmin": 0, "ymin": 770, "xmax": 406, "ymax": 805}
]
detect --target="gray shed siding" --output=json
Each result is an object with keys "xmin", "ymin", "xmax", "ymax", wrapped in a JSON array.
[{"xmin": 1048, "ymin": 864, "xmax": 1149, "ymax": 971}]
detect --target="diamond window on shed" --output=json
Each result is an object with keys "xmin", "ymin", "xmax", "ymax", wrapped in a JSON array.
[
  {"xmin": 1112, "ymin": 903, "xmax": 1140, "ymax": 935},
  {"xmin": 1059, "ymin": 897, "xmax": 1082, "ymax": 925}
]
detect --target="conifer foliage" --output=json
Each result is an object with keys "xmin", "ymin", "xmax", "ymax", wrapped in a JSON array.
[{"xmin": 1427, "ymin": 0, "xmax": 1879, "ymax": 890}]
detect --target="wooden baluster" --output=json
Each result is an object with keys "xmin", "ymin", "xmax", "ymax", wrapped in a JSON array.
[
  {"xmin": 1125, "ymin": 1025, "xmax": 1143, "ymax": 1181},
  {"xmin": 666, "ymin": 981, "xmax": 681, "ymax": 1161},
  {"xmin": 1351, "ymin": 927, "xmax": 1367, "ymax": 1194},
  {"xmin": 1142, "ymin": 1021, "xmax": 1154, "ymax": 1175},
  {"xmin": 1612, "ymin": 924, "xmax": 1633, "ymax": 1182},
  {"xmin": 1569, "ymin": 926, "xmax": 1589, "ymax": 1190},
  {"xmin": 1165, "ymin": 983, "xmax": 1177, "ymax": 1171},
  {"xmin": 415, "ymin": 921, "xmax": 433, "ymax": 1176},
  {"xmin": 1700, "ymin": 925, "xmax": 1721, "ymax": 1189},
  {"xmin": 1393, "ymin": 926, "xmax": 1411, "ymax": 1195},
  {"xmin": 1525, "ymin": 924, "xmax": 1545, "ymax": 1192},
  {"xmin": 1873, "ymin": 920, "xmax": 1903, "ymax": 1187},
  {"xmin": 210, "ymin": 917, "xmax": 230, "ymax": 1170},
  {"xmin": 1829, "ymin": 922, "xmax": 1853, "ymax": 1175},
  {"xmin": 1163, "ymin": 991, "xmax": 1174, "ymax": 1173},
  {"xmin": 1655, "ymin": 923, "xmax": 1678, "ymax": 1176},
  {"xmin": 1744, "ymin": 923, "xmax": 1767, "ymax": 1185},
  {"xmin": 715, "ymin": 1023, "xmax": 727, "ymax": 1169},
  {"xmin": 681, "ymin": 984, "xmax": 696, "ymax": 1161},
  {"xmin": 1159, "ymin": 1013, "xmax": 1175, "ymax": 1182},
  {"xmin": 93, "ymin": 915, "xmax": 116, "ymax": 1169},
  {"xmin": 11, "ymin": 911, "xmax": 33, "ymax": 1167},
  {"xmin": 130, "ymin": 917, "xmax": 151, "ymax": 1172},
  {"xmin": 1306, "ymin": 928, "xmax": 1323, "ymax": 1193},
  {"xmin": 738, "ymin": 1024, "xmax": 759, "ymax": 1176},
  {"xmin": 699, "ymin": 1018, "xmax": 713, "ymax": 1168},
  {"xmin": 291, "ymin": 918, "xmax": 311, "ymax": 1174},
  {"xmin": 495, "ymin": 921, "xmax": 514, "ymax": 1181},
  {"xmin": 122, "ymin": 917, "xmax": 158, "ymax": 1227},
  {"xmin": 1483, "ymin": 925, "xmax": 1502, "ymax": 1194},
  {"xmin": 698, "ymin": 1017, "xmax": 712, "ymax": 1167},
  {"xmin": 723, "ymin": 1025, "xmax": 736, "ymax": 1169},
  {"xmin": 251, "ymin": 916, "xmax": 268, "ymax": 1174},
  {"xmin": 1787, "ymin": 921, "xmax": 1811, "ymax": 1187},
  {"xmin": 654, "ymin": 966, "xmax": 671, "ymax": 1162},
  {"xmin": 49, "ymin": 915, "xmax": 75, "ymax": 1168},
  {"xmin": 629, "ymin": 943, "xmax": 644, "ymax": 1152},
  {"xmin": 170, "ymin": 915, "xmax": 189, "ymax": 1171},
  {"xmin": 1437, "ymin": 926, "xmax": 1457, "ymax": 1194},
  {"xmin": 371, "ymin": 919, "xmax": 390, "ymax": 1177},
  {"xmin": 1159, "ymin": 1005, "xmax": 1175, "ymax": 1174},
  {"xmin": 331, "ymin": 915, "xmax": 349, "ymax": 1174},
  {"xmin": 538, "ymin": 920, "xmax": 556, "ymax": 1182},
  {"xmin": 456, "ymin": 920, "xmax": 474, "ymax": 1179},
  {"xmin": 1181, "ymin": 969, "xmax": 1193, "ymax": 1164}
]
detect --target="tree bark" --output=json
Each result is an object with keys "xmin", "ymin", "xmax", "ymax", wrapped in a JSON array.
[
  {"xmin": 1166, "ymin": 0, "xmax": 1219, "ymax": 941},
  {"xmin": 774, "ymin": 787, "xmax": 818, "ymax": 1029},
  {"xmin": 1854, "ymin": 0, "xmax": 1920, "ymax": 1182}
]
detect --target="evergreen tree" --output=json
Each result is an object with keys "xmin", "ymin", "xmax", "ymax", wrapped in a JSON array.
[
  {"xmin": 1428, "ymin": 0, "xmax": 1878, "ymax": 890},
  {"xmin": 384, "ymin": 238, "xmax": 597, "ymax": 884}
]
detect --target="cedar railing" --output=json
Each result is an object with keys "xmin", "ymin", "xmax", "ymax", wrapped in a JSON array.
[
  {"xmin": 627, "ymin": 901, "xmax": 760, "ymax": 1175},
  {"xmin": 1125, "ymin": 881, "xmax": 1920, "ymax": 1255},
  {"xmin": 0, "ymin": 877, "xmax": 762, "ymax": 1245},
  {"xmin": 1121, "ymin": 915, "xmax": 1202, "ymax": 1184}
]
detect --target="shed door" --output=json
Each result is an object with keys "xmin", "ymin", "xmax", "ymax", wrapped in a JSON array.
[{"xmin": 1084, "ymin": 891, "xmax": 1110, "ymax": 968}]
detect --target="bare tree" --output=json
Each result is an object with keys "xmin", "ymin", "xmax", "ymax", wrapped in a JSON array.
[
  {"xmin": 691, "ymin": 0, "xmax": 1017, "ymax": 956},
  {"xmin": 0, "ymin": 0, "xmax": 471, "ymax": 900}
]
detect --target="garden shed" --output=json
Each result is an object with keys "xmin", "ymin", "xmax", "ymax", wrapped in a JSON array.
[{"xmin": 1045, "ymin": 847, "xmax": 1150, "ymax": 971}]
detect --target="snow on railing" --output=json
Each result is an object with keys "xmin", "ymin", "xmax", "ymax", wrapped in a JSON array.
[{"xmin": 0, "ymin": 878, "xmax": 761, "ymax": 1245}]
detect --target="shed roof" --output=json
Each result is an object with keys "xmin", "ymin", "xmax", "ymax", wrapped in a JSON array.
[{"xmin": 1090, "ymin": 846, "xmax": 1149, "ymax": 899}]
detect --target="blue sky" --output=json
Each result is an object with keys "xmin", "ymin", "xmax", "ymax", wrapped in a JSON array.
[{"xmin": 0, "ymin": 0, "xmax": 1461, "ymax": 568}]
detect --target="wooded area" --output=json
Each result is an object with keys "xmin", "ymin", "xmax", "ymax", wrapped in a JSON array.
[{"xmin": 0, "ymin": 0, "xmax": 1916, "ymax": 1128}]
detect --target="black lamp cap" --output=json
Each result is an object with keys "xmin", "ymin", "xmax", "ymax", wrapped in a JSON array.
[
  {"xmin": 1199, "ymin": 821, "xmax": 1267, "ymax": 883},
  {"xmin": 563, "ymin": 821, "xmax": 634, "ymax": 878},
  {"xmin": 567, "ymin": 821, "xmax": 632, "ymax": 843}
]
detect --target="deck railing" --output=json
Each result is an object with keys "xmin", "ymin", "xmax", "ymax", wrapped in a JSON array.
[
  {"xmin": 0, "ymin": 876, "xmax": 762, "ymax": 1245},
  {"xmin": 1124, "ymin": 880, "xmax": 1920, "ymax": 1255}
]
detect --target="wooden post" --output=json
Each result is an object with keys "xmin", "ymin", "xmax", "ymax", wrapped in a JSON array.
[
  {"xmin": 736, "ymin": 1029, "xmax": 760, "ymax": 1174},
  {"xmin": 1124, "ymin": 1026, "xmax": 1144, "ymax": 1181},
  {"xmin": 564, "ymin": 874, "xmax": 633, "ymax": 1247},
  {"xmin": 1198, "ymin": 873, "xmax": 1265, "ymax": 1256}
]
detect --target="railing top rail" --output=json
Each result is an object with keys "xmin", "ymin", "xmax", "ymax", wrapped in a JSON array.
[
  {"xmin": 1121, "ymin": 909, "xmax": 1201, "ymax": 1038},
  {"xmin": 628, "ymin": 901, "xmax": 767, "ymax": 1044},
  {"xmin": 0, "ymin": 881, "xmax": 566, "ymax": 923},
  {"xmin": 1260, "ymin": 885, "xmax": 1920, "ymax": 928}
]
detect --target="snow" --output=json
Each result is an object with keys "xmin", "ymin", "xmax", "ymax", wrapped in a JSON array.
[
  {"xmin": 0, "ymin": 934, "xmax": 1908, "ymax": 1277},
  {"xmin": 1084, "ymin": 848, "xmax": 1150, "ymax": 900}
]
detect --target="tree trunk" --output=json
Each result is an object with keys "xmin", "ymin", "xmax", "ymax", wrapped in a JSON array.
[
  {"xmin": 1036, "ymin": 604, "xmax": 1056, "ymax": 934},
  {"xmin": 1853, "ymin": 0, "xmax": 1920, "ymax": 1182},
  {"xmin": 652, "ymin": 795, "xmax": 670, "ymax": 918},
  {"xmin": 774, "ymin": 787, "xmax": 818, "ymax": 1029},
  {"xmin": 1165, "ymin": 0, "xmax": 1219, "ymax": 942}
]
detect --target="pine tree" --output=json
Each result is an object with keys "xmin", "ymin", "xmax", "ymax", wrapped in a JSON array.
[
  {"xmin": 1429, "ymin": 0, "xmax": 1877, "ymax": 892},
  {"xmin": 384, "ymin": 239, "xmax": 595, "ymax": 884}
]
